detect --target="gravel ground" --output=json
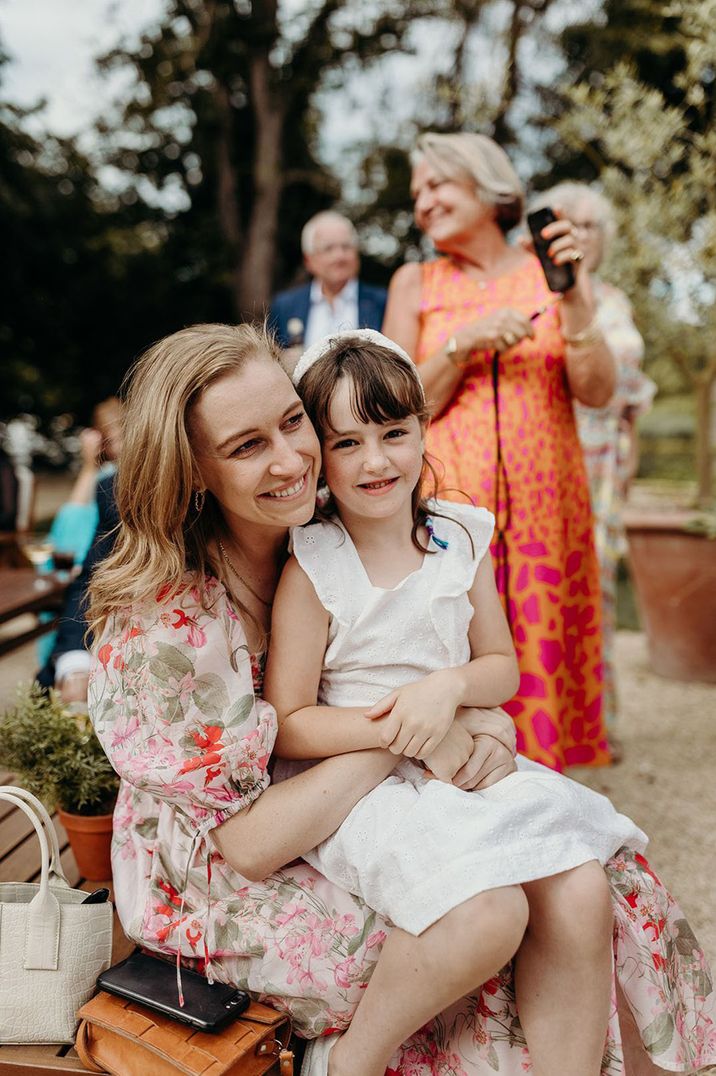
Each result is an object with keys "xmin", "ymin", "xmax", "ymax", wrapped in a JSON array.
[{"xmin": 567, "ymin": 630, "xmax": 716, "ymax": 973}]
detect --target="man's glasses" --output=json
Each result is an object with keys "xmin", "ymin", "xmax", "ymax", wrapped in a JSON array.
[{"xmin": 314, "ymin": 242, "xmax": 358, "ymax": 255}]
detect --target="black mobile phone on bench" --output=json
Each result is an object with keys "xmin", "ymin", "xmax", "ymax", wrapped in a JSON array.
[
  {"xmin": 97, "ymin": 951, "xmax": 250, "ymax": 1032},
  {"xmin": 526, "ymin": 206, "xmax": 575, "ymax": 293}
]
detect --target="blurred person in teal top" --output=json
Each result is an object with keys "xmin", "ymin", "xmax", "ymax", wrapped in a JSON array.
[{"xmin": 37, "ymin": 398, "xmax": 122, "ymax": 665}]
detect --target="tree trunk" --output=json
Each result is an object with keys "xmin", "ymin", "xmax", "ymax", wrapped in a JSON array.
[
  {"xmin": 214, "ymin": 81, "xmax": 244, "ymax": 317},
  {"xmin": 237, "ymin": 53, "xmax": 285, "ymax": 319}
]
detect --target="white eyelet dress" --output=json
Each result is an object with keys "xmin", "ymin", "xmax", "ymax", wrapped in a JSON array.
[{"xmin": 279, "ymin": 501, "xmax": 647, "ymax": 936}]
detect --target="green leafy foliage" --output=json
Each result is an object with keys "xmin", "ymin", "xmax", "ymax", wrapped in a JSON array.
[
  {"xmin": 553, "ymin": 0, "xmax": 716, "ymax": 503},
  {"xmin": 0, "ymin": 682, "xmax": 119, "ymax": 815}
]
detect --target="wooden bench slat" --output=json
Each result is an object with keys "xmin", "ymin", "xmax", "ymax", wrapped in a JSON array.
[
  {"xmin": 0, "ymin": 817, "xmax": 69, "ymax": 884},
  {"xmin": 0, "ymin": 775, "xmax": 19, "ymax": 822},
  {"xmin": 0, "ymin": 1043, "xmax": 89, "ymax": 1073},
  {"xmin": 0, "ymin": 806, "xmax": 34, "ymax": 859}
]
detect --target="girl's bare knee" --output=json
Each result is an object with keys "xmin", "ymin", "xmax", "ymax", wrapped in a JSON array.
[
  {"xmin": 433, "ymin": 886, "xmax": 527, "ymax": 985},
  {"xmin": 565, "ymin": 862, "xmax": 612, "ymax": 926},
  {"xmin": 527, "ymin": 862, "xmax": 613, "ymax": 951},
  {"xmin": 473, "ymin": 885, "xmax": 529, "ymax": 946}
]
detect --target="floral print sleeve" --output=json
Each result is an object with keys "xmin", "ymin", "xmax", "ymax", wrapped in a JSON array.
[{"xmin": 89, "ymin": 574, "xmax": 277, "ymax": 839}]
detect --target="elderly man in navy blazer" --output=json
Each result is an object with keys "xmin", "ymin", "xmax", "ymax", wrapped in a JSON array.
[{"xmin": 269, "ymin": 211, "xmax": 387, "ymax": 349}]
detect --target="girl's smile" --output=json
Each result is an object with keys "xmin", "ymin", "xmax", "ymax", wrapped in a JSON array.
[
  {"xmin": 357, "ymin": 477, "xmax": 400, "ymax": 494},
  {"xmin": 321, "ymin": 377, "xmax": 425, "ymax": 523}
]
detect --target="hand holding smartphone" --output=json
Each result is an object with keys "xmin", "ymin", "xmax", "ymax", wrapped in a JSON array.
[
  {"xmin": 97, "ymin": 951, "xmax": 250, "ymax": 1032},
  {"xmin": 526, "ymin": 207, "xmax": 575, "ymax": 294}
]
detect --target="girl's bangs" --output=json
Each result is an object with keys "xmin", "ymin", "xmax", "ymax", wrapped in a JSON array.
[{"xmin": 334, "ymin": 349, "xmax": 426, "ymax": 430}]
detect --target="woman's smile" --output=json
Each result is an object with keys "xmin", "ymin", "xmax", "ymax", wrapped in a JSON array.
[{"xmin": 260, "ymin": 468, "xmax": 312, "ymax": 500}]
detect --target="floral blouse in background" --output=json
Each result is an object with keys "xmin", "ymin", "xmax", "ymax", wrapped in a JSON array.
[
  {"xmin": 89, "ymin": 574, "xmax": 716, "ymax": 1073},
  {"xmin": 574, "ymin": 280, "xmax": 657, "ymax": 729}
]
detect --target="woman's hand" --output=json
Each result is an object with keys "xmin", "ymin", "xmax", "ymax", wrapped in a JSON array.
[
  {"xmin": 526, "ymin": 209, "xmax": 616, "ymax": 405},
  {"xmin": 365, "ymin": 670, "xmax": 462, "ymax": 759},
  {"xmin": 451, "ymin": 707, "xmax": 517, "ymax": 790},
  {"xmin": 453, "ymin": 735, "xmax": 517, "ymax": 790},
  {"xmin": 422, "ymin": 721, "xmax": 474, "ymax": 783},
  {"xmin": 455, "ymin": 706, "xmax": 517, "ymax": 757},
  {"xmin": 454, "ymin": 308, "xmax": 535, "ymax": 357},
  {"xmin": 421, "ymin": 709, "xmax": 518, "ymax": 789},
  {"xmin": 537, "ymin": 213, "xmax": 587, "ymax": 276}
]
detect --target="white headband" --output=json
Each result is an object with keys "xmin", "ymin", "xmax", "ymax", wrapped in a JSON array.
[{"xmin": 292, "ymin": 328, "xmax": 425, "ymax": 401}]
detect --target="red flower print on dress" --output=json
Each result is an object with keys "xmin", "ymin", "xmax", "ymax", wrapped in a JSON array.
[
  {"xmin": 97, "ymin": 642, "xmax": 113, "ymax": 668},
  {"xmin": 179, "ymin": 726, "xmax": 225, "ymax": 775}
]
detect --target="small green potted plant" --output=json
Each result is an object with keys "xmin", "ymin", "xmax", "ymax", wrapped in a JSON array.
[{"xmin": 0, "ymin": 683, "xmax": 119, "ymax": 880}]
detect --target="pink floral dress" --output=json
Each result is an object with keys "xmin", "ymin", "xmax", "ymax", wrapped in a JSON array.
[{"xmin": 88, "ymin": 574, "xmax": 716, "ymax": 1073}]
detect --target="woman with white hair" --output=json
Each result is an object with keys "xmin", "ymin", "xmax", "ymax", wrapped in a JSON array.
[
  {"xmin": 532, "ymin": 182, "xmax": 656, "ymax": 741},
  {"xmin": 383, "ymin": 132, "xmax": 617, "ymax": 772}
]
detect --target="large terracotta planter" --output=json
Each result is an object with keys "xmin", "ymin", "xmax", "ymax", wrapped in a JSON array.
[
  {"xmin": 624, "ymin": 509, "xmax": 716, "ymax": 683},
  {"xmin": 57, "ymin": 808, "xmax": 114, "ymax": 881}
]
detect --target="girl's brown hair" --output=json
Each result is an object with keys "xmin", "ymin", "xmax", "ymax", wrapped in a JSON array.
[
  {"xmin": 88, "ymin": 322, "xmax": 282, "ymax": 641},
  {"xmin": 296, "ymin": 336, "xmax": 443, "ymax": 554}
]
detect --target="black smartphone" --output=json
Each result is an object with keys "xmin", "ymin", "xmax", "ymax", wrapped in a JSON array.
[
  {"xmin": 526, "ymin": 207, "xmax": 575, "ymax": 293},
  {"xmin": 97, "ymin": 951, "xmax": 250, "ymax": 1032}
]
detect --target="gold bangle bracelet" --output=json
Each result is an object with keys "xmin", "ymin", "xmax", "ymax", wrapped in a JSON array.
[
  {"xmin": 563, "ymin": 316, "xmax": 602, "ymax": 348},
  {"xmin": 564, "ymin": 330, "xmax": 605, "ymax": 352}
]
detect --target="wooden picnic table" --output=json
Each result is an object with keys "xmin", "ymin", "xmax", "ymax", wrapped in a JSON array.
[
  {"xmin": 0, "ymin": 770, "xmax": 133, "ymax": 1074},
  {"xmin": 0, "ymin": 570, "xmax": 69, "ymax": 658}
]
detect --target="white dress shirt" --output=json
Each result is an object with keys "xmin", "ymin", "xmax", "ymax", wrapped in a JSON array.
[{"xmin": 303, "ymin": 278, "xmax": 360, "ymax": 348}]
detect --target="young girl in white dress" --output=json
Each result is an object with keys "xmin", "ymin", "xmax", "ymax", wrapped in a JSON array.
[{"xmin": 265, "ymin": 329, "xmax": 647, "ymax": 1076}]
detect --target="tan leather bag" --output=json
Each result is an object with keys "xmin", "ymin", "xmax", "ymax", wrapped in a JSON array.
[{"xmin": 75, "ymin": 991, "xmax": 293, "ymax": 1075}]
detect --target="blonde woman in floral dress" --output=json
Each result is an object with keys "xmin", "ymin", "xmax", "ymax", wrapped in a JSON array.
[{"xmin": 88, "ymin": 322, "xmax": 715, "ymax": 1075}]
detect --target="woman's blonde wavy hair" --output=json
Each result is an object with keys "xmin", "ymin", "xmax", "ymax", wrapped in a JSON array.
[{"xmin": 88, "ymin": 322, "xmax": 282, "ymax": 641}]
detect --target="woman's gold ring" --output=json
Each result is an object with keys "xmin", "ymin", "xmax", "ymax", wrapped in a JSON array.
[{"xmin": 570, "ymin": 250, "xmax": 584, "ymax": 263}]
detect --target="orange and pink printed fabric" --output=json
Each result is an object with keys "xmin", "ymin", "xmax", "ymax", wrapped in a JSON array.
[{"xmin": 417, "ymin": 254, "xmax": 609, "ymax": 771}]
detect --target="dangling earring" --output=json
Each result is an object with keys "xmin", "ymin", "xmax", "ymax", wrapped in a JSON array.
[
  {"xmin": 194, "ymin": 489, "xmax": 205, "ymax": 514},
  {"xmin": 316, "ymin": 479, "xmax": 331, "ymax": 509}
]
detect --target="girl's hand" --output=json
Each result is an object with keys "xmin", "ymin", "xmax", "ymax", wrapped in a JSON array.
[
  {"xmin": 422, "ymin": 722, "xmax": 474, "ymax": 783},
  {"xmin": 365, "ymin": 670, "xmax": 462, "ymax": 758},
  {"xmin": 456, "ymin": 308, "xmax": 534, "ymax": 356}
]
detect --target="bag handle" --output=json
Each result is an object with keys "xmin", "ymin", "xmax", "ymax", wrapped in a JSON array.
[
  {"xmin": 0, "ymin": 784, "xmax": 69, "ymax": 886},
  {"xmin": 75, "ymin": 1020, "xmax": 107, "ymax": 1074},
  {"xmin": 0, "ymin": 787, "xmax": 61, "ymax": 970}
]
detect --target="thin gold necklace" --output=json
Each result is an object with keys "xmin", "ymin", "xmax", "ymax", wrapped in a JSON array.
[{"xmin": 218, "ymin": 540, "xmax": 273, "ymax": 607}]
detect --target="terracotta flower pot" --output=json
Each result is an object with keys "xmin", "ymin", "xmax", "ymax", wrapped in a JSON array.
[
  {"xmin": 624, "ymin": 509, "xmax": 716, "ymax": 683},
  {"xmin": 57, "ymin": 807, "xmax": 114, "ymax": 881}
]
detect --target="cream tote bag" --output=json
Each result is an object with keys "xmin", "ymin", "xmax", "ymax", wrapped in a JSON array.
[{"xmin": 0, "ymin": 785, "xmax": 113, "ymax": 1043}]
